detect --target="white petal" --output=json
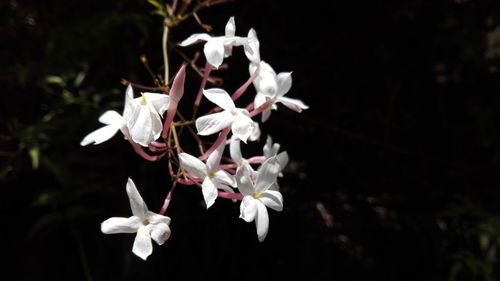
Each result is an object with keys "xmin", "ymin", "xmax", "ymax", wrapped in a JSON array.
[
  {"xmin": 202, "ymin": 177, "xmax": 218, "ymax": 209},
  {"xmin": 150, "ymin": 223, "xmax": 171, "ymax": 245},
  {"xmin": 263, "ymin": 136, "xmax": 280, "ymax": 159},
  {"xmin": 255, "ymin": 200, "xmax": 269, "ymax": 242},
  {"xmin": 249, "ymin": 121, "xmax": 261, "ymax": 141},
  {"xmin": 126, "ymin": 178, "xmax": 148, "ymax": 219},
  {"xmin": 178, "ymin": 153, "xmax": 208, "ymax": 179},
  {"xmin": 277, "ymin": 96, "xmax": 309, "ymax": 112},
  {"xmin": 229, "ymin": 138, "xmax": 243, "ymax": 164},
  {"xmin": 147, "ymin": 211, "xmax": 171, "ymax": 226},
  {"xmin": 235, "ymin": 165, "xmax": 255, "ymax": 196},
  {"xmin": 231, "ymin": 111, "xmax": 254, "ymax": 143},
  {"xmin": 259, "ymin": 74, "xmax": 278, "ymax": 97},
  {"xmin": 101, "ymin": 216, "xmax": 141, "ymax": 234},
  {"xmin": 254, "ymin": 92, "xmax": 267, "ymax": 108},
  {"xmin": 259, "ymin": 190, "xmax": 283, "ymax": 212},
  {"xmin": 258, "ymin": 61, "xmax": 276, "ymax": 76},
  {"xmin": 214, "ymin": 170, "xmax": 236, "ymax": 187},
  {"xmin": 255, "ymin": 157, "xmax": 281, "ymax": 193},
  {"xmin": 127, "ymin": 105, "xmax": 154, "ymax": 146},
  {"xmin": 225, "ymin": 16, "xmax": 236, "ymax": 37},
  {"xmin": 206, "ymin": 139, "xmax": 225, "ymax": 173},
  {"xmin": 98, "ymin": 110, "xmax": 124, "ymax": 126},
  {"xmin": 122, "ymin": 85, "xmax": 134, "ymax": 118},
  {"xmin": 179, "ymin": 33, "xmax": 211, "ymax": 46},
  {"xmin": 244, "ymin": 28, "xmax": 260, "ymax": 64},
  {"xmin": 276, "ymin": 72, "xmax": 292, "ymax": 97},
  {"xmin": 132, "ymin": 226, "xmax": 153, "ymax": 260},
  {"xmin": 261, "ymin": 108, "xmax": 272, "ymax": 123},
  {"xmin": 195, "ymin": 111, "xmax": 234, "ymax": 136},
  {"xmin": 204, "ymin": 38, "xmax": 225, "ymax": 69},
  {"xmin": 203, "ymin": 88, "xmax": 235, "ymax": 111},
  {"xmin": 239, "ymin": 195, "xmax": 257, "ymax": 222},
  {"xmin": 80, "ymin": 124, "xmax": 120, "ymax": 146},
  {"xmin": 276, "ymin": 151, "xmax": 289, "ymax": 171},
  {"xmin": 143, "ymin": 92, "xmax": 170, "ymax": 115}
]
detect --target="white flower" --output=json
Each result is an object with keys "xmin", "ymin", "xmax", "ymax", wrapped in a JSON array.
[
  {"xmin": 124, "ymin": 85, "xmax": 170, "ymax": 147},
  {"xmin": 80, "ymin": 85, "xmax": 135, "ymax": 146},
  {"xmin": 243, "ymin": 28, "xmax": 308, "ymax": 122},
  {"xmin": 178, "ymin": 140, "xmax": 236, "ymax": 208},
  {"xmin": 101, "ymin": 178, "xmax": 171, "ymax": 260},
  {"xmin": 195, "ymin": 88, "xmax": 255, "ymax": 143},
  {"xmin": 262, "ymin": 136, "xmax": 289, "ymax": 189},
  {"xmin": 180, "ymin": 16, "xmax": 247, "ymax": 69},
  {"xmin": 236, "ymin": 156, "xmax": 283, "ymax": 242},
  {"xmin": 252, "ymin": 62, "xmax": 308, "ymax": 122}
]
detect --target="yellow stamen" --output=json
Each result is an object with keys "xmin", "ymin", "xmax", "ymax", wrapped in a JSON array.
[{"xmin": 140, "ymin": 93, "xmax": 147, "ymax": 105}]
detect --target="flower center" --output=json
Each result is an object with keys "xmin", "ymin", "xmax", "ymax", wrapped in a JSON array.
[
  {"xmin": 142, "ymin": 219, "xmax": 150, "ymax": 226},
  {"xmin": 208, "ymin": 171, "xmax": 216, "ymax": 179},
  {"xmin": 253, "ymin": 191, "xmax": 262, "ymax": 198},
  {"xmin": 140, "ymin": 93, "xmax": 147, "ymax": 105}
]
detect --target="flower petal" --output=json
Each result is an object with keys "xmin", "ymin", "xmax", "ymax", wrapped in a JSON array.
[
  {"xmin": 179, "ymin": 33, "xmax": 211, "ymax": 46},
  {"xmin": 276, "ymin": 72, "xmax": 292, "ymax": 97},
  {"xmin": 206, "ymin": 139, "xmax": 225, "ymax": 173},
  {"xmin": 259, "ymin": 190, "xmax": 283, "ymax": 212},
  {"xmin": 101, "ymin": 216, "xmax": 141, "ymax": 234},
  {"xmin": 254, "ymin": 92, "xmax": 268, "ymax": 109},
  {"xmin": 249, "ymin": 121, "xmax": 261, "ymax": 141},
  {"xmin": 132, "ymin": 226, "xmax": 153, "ymax": 260},
  {"xmin": 80, "ymin": 124, "xmax": 120, "ymax": 146},
  {"xmin": 202, "ymin": 88, "xmax": 235, "ymax": 111},
  {"xmin": 277, "ymin": 96, "xmax": 309, "ymax": 112},
  {"xmin": 98, "ymin": 110, "xmax": 124, "ymax": 126},
  {"xmin": 225, "ymin": 16, "xmax": 236, "ymax": 37},
  {"xmin": 263, "ymin": 135, "xmax": 280, "ymax": 159},
  {"xmin": 150, "ymin": 223, "xmax": 171, "ymax": 246},
  {"xmin": 147, "ymin": 211, "xmax": 171, "ymax": 226},
  {"xmin": 202, "ymin": 177, "xmax": 218, "ymax": 209},
  {"xmin": 255, "ymin": 200, "xmax": 269, "ymax": 242},
  {"xmin": 231, "ymin": 111, "xmax": 254, "ymax": 143},
  {"xmin": 143, "ymin": 92, "xmax": 170, "ymax": 115},
  {"xmin": 258, "ymin": 71, "xmax": 278, "ymax": 97},
  {"xmin": 229, "ymin": 138, "xmax": 243, "ymax": 164},
  {"xmin": 276, "ymin": 151, "xmax": 289, "ymax": 170},
  {"xmin": 236, "ymin": 165, "xmax": 255, "ymax": 196},
  {"xmin": 178, "ymin": 152, "xmax": 207, "ymax": 179},
  {"xmin": 244, "ymin": 28, "xmax": 260, "ymax": 64},
  {"xmin": 195, "ymin": 111, "xmax": 234, "ymax": 136},
  {"xmin": 126, "ymin": 178, "xmax": 148, "ymax": 219},
  {"xmin": 214, "ymin": 170, "xmax": 236, "ymax": 187},
  {"xmin": 255, "ymin": 157, "xmax": 281, "ymax": 193},
  {"xmin": 127, "ymin": 105, "xmax": 156, "ymax": 146},
  {"xmin": 239, "ymin": 195, "xmax": 257, "ymax": 222},
  {"xmin": 204, "ymin": 38, "xmax": 225, "ymax": 69}
]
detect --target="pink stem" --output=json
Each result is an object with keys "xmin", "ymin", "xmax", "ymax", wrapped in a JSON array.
[
  {"xmin": 159, "ymin": 185, "xmax": 176, "ymax": 215},
  {"xmin": 248, "ymin": 156, "xmax": 265, "ymax": 164},
  {"xmin": 249, "ymin": 99, "xmax": 274, "ymax": 117},
  {"xmin": 217, "ymin": 191, "xmax": 243, "ymax": 201},
  {"xmin": 129, "ymin": 140, "xmax": 164, "ymax": 161},
  {"xmin": 231, "ymin": 67, "xmax": 260, "ymax": 102},
  {"xmin": 198, "ymin": 127, "xmax": 230, "ymax": 160},
  {"xmin": 176, "ymin": 178, "xmax": 197, "ymax": 185},
  {"xmin": 194, "ymin": 62, "xmax": 212, "ymax": 108}
]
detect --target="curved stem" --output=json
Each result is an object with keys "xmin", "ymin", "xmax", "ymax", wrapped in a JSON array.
[
  {"xmin": 162, "ymin": 20, "xmax": 170, "ymax": 85},
  {"xmin": 217, "ymin": 191, "xmax": 243, "ymax": 201},
  {"xmin": 198, "ymin": 127, "xmax": 230, "ymax": 160}
]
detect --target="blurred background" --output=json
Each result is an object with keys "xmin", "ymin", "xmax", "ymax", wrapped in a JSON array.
[{"xmin": 3, "ymin": 0, "xmax": 500, "ymax": 280}]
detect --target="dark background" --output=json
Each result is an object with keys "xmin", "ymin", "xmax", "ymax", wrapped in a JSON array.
[{"xmin": 3, "ymin": 0, "xmax": 500, "ymax": 280}]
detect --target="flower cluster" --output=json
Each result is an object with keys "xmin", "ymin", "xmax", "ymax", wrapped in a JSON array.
[{"xmin": 81, "ymin": 17, "xmax": 308, "ymax": 260}]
